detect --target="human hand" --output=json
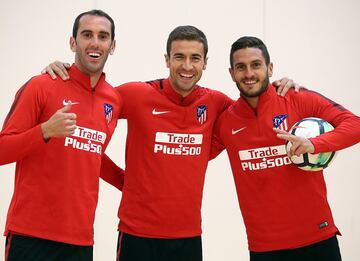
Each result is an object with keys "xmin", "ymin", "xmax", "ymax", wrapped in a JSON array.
[
  {"xmin": 273, "ymin": 128, "xmax": 315, "ymax": 156},
  {"xmin": 41, "ymin": 103, "xmax": 77, "ymax": 140},
  {"xmin": 272, "ymin": 77, "xmax": 301, "ymax": 96},
  {"xmin": 41, "ymin": 61, "xmax": 71, "ymax": 80}
]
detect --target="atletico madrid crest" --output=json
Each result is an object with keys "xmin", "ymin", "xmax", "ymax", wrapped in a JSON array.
[
  {"xmin": 273, "ymin": 114, "xmax": 288, "ymax": 131},
  {"xmin": 197, "ymin": 105, "xmax": 208, "ymax": 124},
  {"xmin": 104, "ymin": 103, "xmax": 113, "ymax": 124}
]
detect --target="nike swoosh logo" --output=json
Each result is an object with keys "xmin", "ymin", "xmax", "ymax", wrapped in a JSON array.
[
  {"xmin": 63, "ymin": 99, "xmax": 80, "ymax": 106},
  {"xmin": 232, "ymin": 127, "xmax": 247, "ymax": 135},
  {"xmin": 152, "ymin": 109, "xmax": 170, "ymax": 115}
]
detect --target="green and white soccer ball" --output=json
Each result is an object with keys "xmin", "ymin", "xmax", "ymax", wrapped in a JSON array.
[{"xmin": 286, "ymin": 117, "xmax": 336, "ymax": 171}]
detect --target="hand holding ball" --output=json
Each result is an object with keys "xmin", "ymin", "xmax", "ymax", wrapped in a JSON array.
[{"xmin": 285, "ymin": 117, "xmax": 336, "ymax": 171}]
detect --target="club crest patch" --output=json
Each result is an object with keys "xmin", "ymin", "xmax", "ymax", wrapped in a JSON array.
[
  {"xmin": 197, "ymin": 105, "xmax": 208, "ymax": 124},
  {"xmin": 273, "ymin": 114, "xmax": 288, "ymax": 131},
  {"xmin": 104, "ymin": 103, "xmax": 113, "ymax": 124}
]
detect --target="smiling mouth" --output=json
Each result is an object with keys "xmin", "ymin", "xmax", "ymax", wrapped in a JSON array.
[
  {"xmin": 87, "ymin": 52, "xmax": 101, "ymax": 59},
  {"xmin": 179, "ymin": 73, "xmax": 194, "ymax": 79},
  {"xmin": 242, "ymin": 79, "xmax": 258, "ymax": 85}
]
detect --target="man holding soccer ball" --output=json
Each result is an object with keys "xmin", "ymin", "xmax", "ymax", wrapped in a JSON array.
[{"xmin": 211, "ymin": 36, "xmax": 360, "ymax": 261}]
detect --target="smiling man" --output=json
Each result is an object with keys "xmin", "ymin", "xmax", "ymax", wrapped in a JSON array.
[
  {"xmin": 212, "ymin": 36, "xmax": 360, "ymax": 261},
  {"xmin": 43, "ymin": 26, "xmax": 299, "ymax": 261},
  {"xmin": 104, "ymin": 27, "xmax": 298, "ymax": 261},
  {"xmin": 100, "ymin": 27, "xmax": 232, "ymax": 261},
  {"xmin": 0, "ymin": 10, "xmax": 120, "ymax": 261}
]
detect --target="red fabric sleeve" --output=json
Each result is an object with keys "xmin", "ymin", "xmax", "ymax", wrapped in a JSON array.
[
  {"xmin": 209, "ymin": 133, "xmax": 226, "ymax": 160},
  {"xmin": 209, "ymin": 90, "xmax": 233, "ymax": 160},
  {"xmin": 100, "ymin": 153, "xmax": 124, "ymax": 191},
  {"xmin": 291, "ymin": 89, "xmax": 360, "ymax": 153},
  {"xmin": 0, "ymin": 78, "xmax": 47, "ymax": 165}
]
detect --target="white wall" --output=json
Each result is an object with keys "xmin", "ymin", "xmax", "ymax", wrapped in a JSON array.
[{"xmin": 0, "ymin": 0, "xmax": 359, "ymax": 260}]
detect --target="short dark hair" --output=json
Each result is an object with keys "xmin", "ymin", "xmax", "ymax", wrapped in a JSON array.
[
  {"xmin": 72, "ymin": 9, "xmax": 115, "ymax": 40},
  {"xmin": 166, "ymin": 25, "xmax": 208, "ymax": 57},
  {"xmin": 230, "ymin": 36, "xmax": 270, "ymax": 68}
]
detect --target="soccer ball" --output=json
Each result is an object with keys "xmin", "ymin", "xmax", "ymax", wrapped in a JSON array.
[{"xmin": 286, "ymin": 117, "xmax": 336, "ymax": 171}]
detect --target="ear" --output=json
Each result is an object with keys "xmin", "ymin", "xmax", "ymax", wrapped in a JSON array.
[
  {"xmin": 70, "ymin": 37, "xmax": 76, "ymax": 53},
  {"xmin": 229, "ymin": 67, "xmax": 236, "ymax": 82},
  {"xmin": 109, "ymin": 40, "xmax": 116, "ymax": 55},
  {"xmin": 165, "ymin": 54, "xmax": 170, "ymax": 68},
  {"xmin": 203, "ymin": 57, "xmax": 208, "ymax": 70},
  {"xmin": 268, "ymin": 62, "xmax": 273, "ymax": 77}
]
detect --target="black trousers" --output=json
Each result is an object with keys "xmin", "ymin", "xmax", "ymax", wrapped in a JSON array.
[
  {"xmin": 5, "ymin": 234, "xmax": 93, "ymax": 261},
  {"xmin": 117, "ymin": 231, "xmax": 202, "ymax": 261},
  {"xmin": 250, "ymin": 236, "xmax": 342, "ymax": 261}
]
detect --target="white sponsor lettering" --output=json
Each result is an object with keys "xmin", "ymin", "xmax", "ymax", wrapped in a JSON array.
[
  {"xmin": 155, "ymin": 132, "xmax": 202, "ymax": 144},
  {"xmin": 154, "ymin": 132, "xmax": 203, "ymax": 156},
  {"xmin": 154, "ymin": 144, "xmax": 201, "ymax": 155},
  {"xmin": 64, "ymin": 125, "xmax": 105, "ymax": 155},
  {"xmin": 73, "ymin": 126, "xmax": 106, "ymax": 144},
  {"xmin": 64, "ymin": 137, "xmax": 102, "ymax": 154},
  {"xmin": 239, "ymin": 145, "xmax": 291, "ymax": 171},
  {"xmin": 241, "ymin": 156, "xmax": 292, "ymax": 171},
  {"xmin": 239, "ymin": 145, "xmax": 286, "ymax": 160}
]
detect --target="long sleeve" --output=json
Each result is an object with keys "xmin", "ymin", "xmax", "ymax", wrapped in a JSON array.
[
  {"xmin": 210, "ymin": 117, "xmax": 226, "ymax": 160},
  {"xmin": 292, "ymin": 89, "xmax": 360, "ymax": 153},
  {"xmin": 209, "ymin": 90, "xmax": 234, "ymax": 160},
  {"xmin": 0, "ymin": 78, "xmax": 46, "ymax": 165},
  {"xmin": 311, "ymin": 113, "xmax": 360, "ymax": 153},
  {"xmin": 100, "ymin": 153, "xmax": 124, "ymax": 191}
]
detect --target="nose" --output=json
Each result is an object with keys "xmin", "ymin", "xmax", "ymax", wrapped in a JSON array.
[
  {"xmin": 244, "ymin": 67, "xmax": 255, "ymax": 78},
  {"xmin": 182, "ymin": 58, "xmax": 193, "ymax": 70},
  {"xmin": 89, "ymin": 37, "xmax": 100, "ymax": 47}
]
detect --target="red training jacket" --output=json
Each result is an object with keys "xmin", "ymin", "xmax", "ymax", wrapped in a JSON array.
[
  {"xmin": 0, "ymin": 65, "xmax": 120, "ymax": 245},
  {"xmin": 213, "ymin": 85, "xmax": 360, "ymax": 251}
]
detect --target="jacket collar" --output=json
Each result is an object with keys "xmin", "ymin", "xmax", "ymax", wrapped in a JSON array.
[
  {"xmin": 162, "ymin": 78, "xmax": 201, "ymax": 106},
  {"xmin": 69, "ymin": 64, "xmax": 106, "ymax": 91},
  {"xmin": 233, "ymin": 84, "xmax": 276, "ymax": 116}
]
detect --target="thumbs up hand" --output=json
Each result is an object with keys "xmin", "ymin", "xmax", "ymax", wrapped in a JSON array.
[{"xmin": 41, "ymin": 103, "xmax": 77, "ymax": 140}]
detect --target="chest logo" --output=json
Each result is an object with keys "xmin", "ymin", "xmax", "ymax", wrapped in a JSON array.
[
  {"xmin": 152, "ymin": 108, "xmax": 170, "ymax": 115},
  {"xmin": 196, "ymin": 105, "xmax": 208, "ymax": 124},
  {"xmin": 273, "ymin": 114, "xmax": 288, "ymax": 131},
  {"xmin": 62, "ymin": 99, "xmax": 80, "ymax": 106},
  {"xmin": 232, "ymin": 126, "xmax": 247, "ymax": 135},
  {"xmin": 104, "ymin": 103, "xmax": 113, "ymax": 124}
]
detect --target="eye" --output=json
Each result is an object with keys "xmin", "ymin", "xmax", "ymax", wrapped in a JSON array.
[
  {"xmin": 192, "ymin": 56, "xmax": 202, "ymax": 62},
  {"xmin": 252, "ymin": 62, "xmax": 262, "ymax": 69},
  {"xmin": 83, "ymin": 32, "xmax": 92, "ymax": 39},
  {"xmin": 99, "ymin": 33, "xmax": 110, "ymax": 41},
  {"xmin": 235, "ymin": 64, "xmax": 245, "ymax": 71},
  {"xmin": 173, "ymin": 55, "xmax": 184, "ymax": 61}
]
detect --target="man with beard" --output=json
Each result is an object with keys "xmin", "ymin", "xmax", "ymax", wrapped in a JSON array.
[
  {"xmin": 42, "ymin": 27, "xmax": 298, "ymax": 261},
  {"xmin": 211, "ymin": 36, "xmax": 360, "ymax": 261}
]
